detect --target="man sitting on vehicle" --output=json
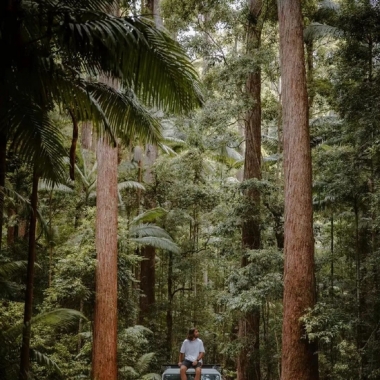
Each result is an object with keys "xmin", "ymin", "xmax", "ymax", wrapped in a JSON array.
[{"xmin": 178, "ymin": 328, "xmax": 205, "ymax": 380}]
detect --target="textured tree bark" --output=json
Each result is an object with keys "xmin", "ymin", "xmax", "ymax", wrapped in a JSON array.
[
  {"xmin": 0, "ymin": 133, "xmax": 6, "ymax": 252},
  {"xmin": 139, "ymin": 244, "xmax": 156, "ymax": 324},
  {"xmin": 92, "ymin": 136, "xmax": 119, "ymax": 380},
  {"xmin": 277, "ymin": 1, "xmax": 318, "ymax": 379},
  {"xmin": 19, "ymin": 170, "xmax": 39, "ymax": 380},
  {"xmin": 81, "ymin": 121, "xmax": 93, "ymax": 150},
  {"xmin": 69, "ymin": 109, "xmax": 79, "ymax": 180},
  {"xmin": 237, "ymin": 1, "xmax": 262, "ymax": 379},
  {"xmin": 166, "ymin": 251, "xmax": 174, "ymax": 360},
  {"xmin": 7, "ymin": 207, "xmax": 16, "ymax": 246},
  {"xmin": 237, "ymin": 312, "xmax": 261, "ymax": 380},
  {"xmin": 139, "ymin": 144, "xmax": 157, "ymax": 326},
  {"xmin": 91, "ymin": 3, "xmax": 119, "ymax": 378},
  {"xmin": 145, "ymin": 0, "xmax": 162, "ymax": 27}
]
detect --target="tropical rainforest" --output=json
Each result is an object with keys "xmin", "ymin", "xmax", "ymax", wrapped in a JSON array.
[{"xmin": 1, "ymin": 0, "xmax": 380, "ymax": 379}]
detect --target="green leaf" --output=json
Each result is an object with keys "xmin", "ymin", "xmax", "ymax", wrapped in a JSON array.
[
  {"xmin": 131, "ymin": 207, "xmax": 168, "ymax": 224},
  {"xmin": 129, "ymin": 224, "xmax": 172, "ymax": 239},
  {"xmin": 30, "ymin": 349, "xmax": 63, "ymax": 377},
  {"xmin": 130, "ymin": 237, "xmax": 180, "ymax": 253},
  {"xmin": 118, "ymin": 181, "xmax": 146, "ymax": 191}
]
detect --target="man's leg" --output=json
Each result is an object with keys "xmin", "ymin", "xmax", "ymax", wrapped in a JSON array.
[
  {"xmin": 180, "ymin": 365, "xmax": 188, "ymax": 380},
  {"xmin": 194, "ymin": 366, "xmax": 201, "ymax": 380}
]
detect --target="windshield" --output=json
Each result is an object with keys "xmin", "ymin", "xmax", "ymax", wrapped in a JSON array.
[{"xmin": 164, "ymin": 375, "xmax": 220, "ymax": 380}]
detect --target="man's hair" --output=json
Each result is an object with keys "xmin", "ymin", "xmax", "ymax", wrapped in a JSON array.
[{"xmin": 187, "ymin": 328, "xmax": 197, "ymax": 340}]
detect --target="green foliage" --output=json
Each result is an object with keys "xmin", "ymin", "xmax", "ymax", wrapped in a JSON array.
[
  {"xmin": 118, "ymin": 326, "xmax": 161, "ymax": 380},
  {"xmin": 4, "ymin": 0, "xmax": 380, "ymax": 379},
  {"xmin": 0, "ymin": 261, "xmax": 27, "ymax": 299},
  {"xmin": 0, "ymin": 307, "xmax": 86, "ymax": 379}
]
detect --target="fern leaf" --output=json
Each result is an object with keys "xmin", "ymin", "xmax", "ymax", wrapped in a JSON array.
[
  {"xmin": 130, "ymin": 237, "xmax": 180, "ymax": 253},
  {"xmin": 118, "ymin": 181, "xmax": 146, "ymax": 191},
  {"xmin": 131, "ymin": 207, "xmax": 168, "ymax": 224},
  {"xmin": 30, "ymin": 349, "xmax": 62, "ymax": 376}
]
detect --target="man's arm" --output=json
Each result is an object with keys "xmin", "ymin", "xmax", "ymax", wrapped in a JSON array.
[
  {"xmin": 178, "ymin": 352, "xmax": 184, "ymax": 366},
  {"xmin": 197, "ymin": 340, "xmax": 205, "ymax": 362}
]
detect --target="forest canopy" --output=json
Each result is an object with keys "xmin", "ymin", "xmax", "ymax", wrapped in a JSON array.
[{"xmin": 1, "ymin": 0, "xmax": 380, "ymax": 379}]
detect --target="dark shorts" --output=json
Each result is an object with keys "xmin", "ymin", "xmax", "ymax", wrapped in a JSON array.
[{"xmin": 181, "ymin": 360, "xmax": 202, "ymax": 369}]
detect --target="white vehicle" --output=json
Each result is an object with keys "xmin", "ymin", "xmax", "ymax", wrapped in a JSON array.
[{"xmin": 161, "ymin": 365, "xmax": 222, "ymax": 380}]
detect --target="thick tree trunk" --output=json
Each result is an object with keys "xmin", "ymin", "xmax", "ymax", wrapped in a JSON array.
[
  {"xmin": 237, "ymin": 312, "xmax": 261, "ymax": 380},
  {"xmin": 92, "ymin": 136, "xmax": 119, "ymax": 380},
  {"xmin": 19, "ymin": 170, "xmax": 39, "ymax": 380},
  {"xmin": 91, "ymin": 3, "xmax": 119, "ymax": 377},
  {"xmin": 237, "ymin": 1, "xmax": 262, "ymax": 379},
  {"xmin": 277, "ymin": 1, "xmax": 318, "ymax": 379}
]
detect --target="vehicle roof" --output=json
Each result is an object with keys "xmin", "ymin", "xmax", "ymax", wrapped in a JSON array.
[{"xmin": 163, "ymin": 368, "xmax": 221, "ymax": 375}]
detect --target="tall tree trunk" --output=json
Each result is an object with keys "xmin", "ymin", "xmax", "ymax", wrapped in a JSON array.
[
  {"xmin": 139, "ymin": 244, "xmax": 156, "ymax": 324},
  {"xmin": 92, "ymin": 136, "xmax": 119, "ymax": 380},
  {"xmin": 81, "ymin": 121, "xmax": 93, "ymax": 150},
  {"xmin": 0, "ymin": 133, "xmax": 6, "ymax": 252},
  {"xmin": 306, "ymin": 40, "xmax": 315, "ymax": 114},
  {"xmin": 19, "ymin": 170, "xmax": 39, "ymax": 380},
  {"xmin": 7, "ymin": 206, "xmax": 16, "ymax": 246},
  {"xmin": 166, "ymin": 251, "xmax": 173, "ymax": 360},
  {"xmin": 139, "ymin": 146, "xmax": 157, "ymax": 326},
  {"xmin": 145, "ymin": 0, "xmax": 162, "ymax": 27},
  {"xmin": 237, "ymin": 313, "xmax": 261, "ymax": 380},
  {"xmin": 138, "ymin": 0, "xmax": 161, "ymax": 326},
  {"xmin": 237, "ymin": 1, "xmax": 262, "ymax": 379},
  {"xmin": 91, "ymin": 2, "xmax": 119, "ymax": 377},
  {"xmin": 278, "ymin": 1, "xmax": 318, "ymax": 379}
]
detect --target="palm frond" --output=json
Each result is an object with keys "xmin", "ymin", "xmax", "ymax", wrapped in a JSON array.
[
  {"xmin": 74, "ymin": 164, "xmax": 92, "ymax": 189},
  {"xmin": 129, "ymin": 224, "xmax": 172, "ymax": 239},
  {"xmin": 161, "ymin": 136, "xmax": 186, "ymax": 145},
  {"xmin": 318, "ymin": 0, "xmax": 340, "ymax": 11},
  {"xmin": 0, "ymin": 185, "xmax": 31, "ymax": 217},
  {"xmin": 73, "ymin": 158, "xmax": 98, "ymax": 192},
  {"xmin": 30, "ymin": 349, "xmax": 62, "ymax": 377},
  {"xmin": 304, "ymin": 22, "xmax": 343, "ymax": 42},
  {"xmin": 130, "ymin": 237, "xmax": 180, "ymax": 253},
  {"xmin": 118, "ymin": 181, "xmax": 146, "ymax": 191},
  {"xmin": 5, "ymin": 102, "xmax": 67, "ymax": 184},
  {"xmin": 0, "ymin": 279, "xmax": 24, "ymax": 299},
  {"xmin": 49, "ymin": 67, "xmax": 117, "ymax": 142},
  {"xmin": 159, "ymin": 143, "xmax": 178, "ymax": 156},
  {"xmin": 131, "ymin": 207, "xmax": 168, "ymax": 225},
  {"xmin": 86, "ymin": 81, "xmax": 162, "ymax": 144},
  {"xmin": 263, "ymin": 153, "xmax": 281, "ymax": 163},
  {"xmin": 51, "ymin": 11, "xmax": 202, "ymax": 113},
  {"xmin": 4, "ymin": 308, "xmax": 86, "ymax": 343},
  {"xmin": 262, "ymin": 134, "xmax": 279, "ymax": 151},
  {"xmin": 136, "ymin": 353, "xmax": 156, "ymax": 376},
  {"xmin": 141, "ymin": 373, "xmax": 162, "ymax": 380},
  {"xmin": 31, "ymin": 308, "xmax": 87, "ymax": 327},
  {"xmin": 38, "ymin": 179, "xmax": 74, "ymax": 193},
  {"xmin": 123, "ymin": 325, "xmax": 153, "ymax": 336},
  {"xmin": 126, "ymin": 18, "xmax": 203, "ymax": 113},
  {"xmin": 0, "ymin": 261, "xmax": 27, "ymax": 278},
  {"xmin": 119, "ymin": 366, "xmax": 139, "ymax": 378},
  {"xmin": 225, "ymin": 146, "xmax": 243, "ymax": 161}
]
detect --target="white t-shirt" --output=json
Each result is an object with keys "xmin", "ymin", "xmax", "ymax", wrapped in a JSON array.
[{"xmin": 180, "ymin": 338, "xmax": 205, "ymax": 362}]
